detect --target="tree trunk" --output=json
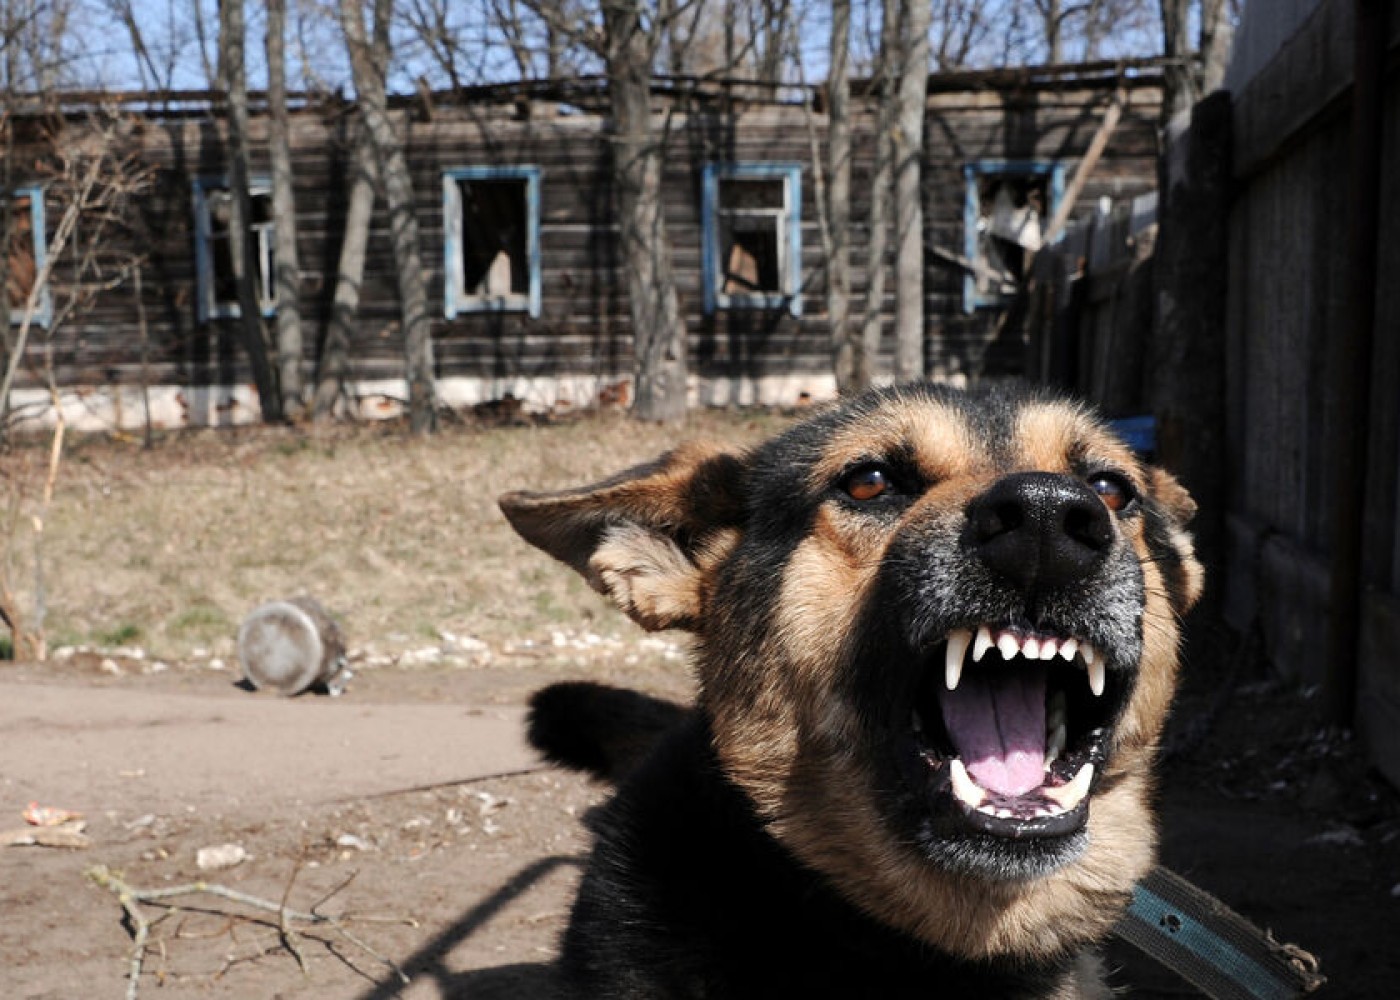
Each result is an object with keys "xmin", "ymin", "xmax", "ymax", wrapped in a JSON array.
[
  {"xmin": 1198, "ymin": 0, "xmax": 1234, "ymax": 95},
  {"xmin": 1159, "ymin": 0, "xmax": 1195, "ymax": 122},
  {"xmin": 313, "ymin": 125, "xmax": 378, "ymax": 419},
  {"xmin": 893, "ymin": 0, "xmax": 929, "ymax": 384},
  {"xmin": 828, "ymin": 0, "xmax": 859, "ymax": 393},
  {"xmin": 1043, "ymin": 0, "xmax": 1063, "ymax": 65},
  {"xmin": 219, "ymin": 0, "xmax": 282, "ymax": 422},
  {"xmin": 603, "ymin": 0, "xmax": 688, "ymax": 422},
  {"xmin": 339, "ymin": 0, "xmax": 437, "ymax": 433},
  {"xmin": 858, "ymin": 0, "xmax": 901, "ymax": 387},
  {"xmin": 0, "ymin": 131, "xmax": 13, "ymax": 433},
  {"xmin": 267, "ymin": 0, "xmax": 304, "ymax": 418}
]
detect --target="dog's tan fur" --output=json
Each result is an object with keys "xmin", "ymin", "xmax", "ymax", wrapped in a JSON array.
[{"xmin": 503, "ymin": 384, "xmax": 1202, "ymax": 997}]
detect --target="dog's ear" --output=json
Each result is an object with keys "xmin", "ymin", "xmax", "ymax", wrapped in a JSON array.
[
  {"xmin": 498, "ymin": 442, "xmax": 747, "ymax": 632},
  {"xmin": 1146, "ymin": 466, "xmax": 1197, "ymax": 525},
  {"xmin": 1145, "ymin": 466, "xmax": 1205, "ymax": 611}
]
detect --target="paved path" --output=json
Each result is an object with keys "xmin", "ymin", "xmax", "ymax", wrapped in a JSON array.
[{"xmin": 0, "ymin": 680, "xmax": 536, "ymax": 817}]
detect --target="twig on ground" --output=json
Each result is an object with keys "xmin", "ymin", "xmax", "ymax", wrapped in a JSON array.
[{"xmin": 86, "ymin": 864, "xmax": 413, "ymax": 998}]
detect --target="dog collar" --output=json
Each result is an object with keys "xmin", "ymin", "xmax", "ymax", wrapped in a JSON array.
[{"xmin": 1114, "ymin": 865, "xmax": 1325, "ymax": 999}]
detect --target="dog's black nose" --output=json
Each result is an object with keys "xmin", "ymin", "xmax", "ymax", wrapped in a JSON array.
[{"xmin": 966, "ymin": 472, "xmax": 1112, "ymax": 590}]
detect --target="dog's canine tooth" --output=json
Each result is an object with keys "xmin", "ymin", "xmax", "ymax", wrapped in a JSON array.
[
  {"xmin": 1086, "ymin": 657, "xmax": 1106, "ymax": 698},
  {"xmin": 1043, "ymin": 763, "xmax": 1095, "ymax": 809},
  {"xmin": 972, "ymin": 626, "xmax": 994, "ymax": 662},
  {"xmin": 948, "ymin": 758, "xmax": 985, "ymax": 808},
  {"xmin": 945, "ymin": 629, "xmax": 971, "ymax": 691},
  {"xmin": 501, "ymin": 385, "xmax": 1207, "ymax": 989}
]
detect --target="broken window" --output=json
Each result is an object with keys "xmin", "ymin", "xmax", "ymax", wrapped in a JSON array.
[
  {"xmin": 193, "ymin": 177, "xmax": 276, "ymax": 323},
  {"xmin": 962, "ymin": 162, "xmax": 1063, "ymax": 312},
  {"xmin": 443, "ymin": 166, "xmax": 541, "ymax": 319},
  {"xmin": 702, "ymin": 163, "xmax": 802, "ymax": 316},
  {"xmin": 5, "ymin": 186, "xmax": 49, "ymax": 327}
]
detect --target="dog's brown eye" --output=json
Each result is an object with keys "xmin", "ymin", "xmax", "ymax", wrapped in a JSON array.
[
  {"xmin": 845, "ymin": 467, "xmax": 891, "ymax": 502},
  {"xmin": 1089, "ymin": 473, "xmax": 1133, "ymax": 512}
]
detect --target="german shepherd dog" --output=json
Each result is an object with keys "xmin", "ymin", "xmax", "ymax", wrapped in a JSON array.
[{"xmin": 499, "ymin": 383, "xmax": 1202, "ymax": 999}]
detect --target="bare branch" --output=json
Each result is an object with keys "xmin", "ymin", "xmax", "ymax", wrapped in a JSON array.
[{"xmin": 86, "ymin": 864, "xmax": 414, "ymax": 998}]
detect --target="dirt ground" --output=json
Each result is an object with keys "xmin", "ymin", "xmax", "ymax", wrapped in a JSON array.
[
  {"xmin": 1, "ymin": 416, "xmax": 1398, "ymax": 997},
  {"xmin": 4, "ymin": 628, "xmax": 1398, "ymax": 999}
]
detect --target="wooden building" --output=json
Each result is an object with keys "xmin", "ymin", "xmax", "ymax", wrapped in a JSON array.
[{"xmin": 1, "ymin": 63, "xmax": 1163, "ymax": 429}]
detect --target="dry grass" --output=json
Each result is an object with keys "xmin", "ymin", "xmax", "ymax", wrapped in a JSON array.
[{"xmin": 1, "ymin": 408, "xmax": 795, "ymax": 664}]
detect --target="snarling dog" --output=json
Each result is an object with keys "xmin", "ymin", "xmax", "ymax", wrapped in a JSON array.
[{"xmin": 499, "ymin": 384, "xmax": 1202, "ymax": 999}]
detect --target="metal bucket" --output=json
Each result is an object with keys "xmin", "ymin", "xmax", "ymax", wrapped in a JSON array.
[{"xmin": 236, "ymin": 597, "xmax": 350, "ymax": 696}]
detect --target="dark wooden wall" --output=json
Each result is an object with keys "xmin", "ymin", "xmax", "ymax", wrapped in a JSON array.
[
  {"xmin": 11, "ymin": 75, "xmax": 1161, "ymax": 402},
  {"xmin": 1224, "ymin": 0, "xmax": 1400, "ymax": 786}
]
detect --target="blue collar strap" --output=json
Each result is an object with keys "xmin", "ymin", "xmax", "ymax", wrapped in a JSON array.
[{"xmin": 1114, "ymin": 866, "xmax": 1326, "ymax": 999}]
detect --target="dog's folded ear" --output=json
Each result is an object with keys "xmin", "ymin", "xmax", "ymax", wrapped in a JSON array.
[
  {"xmin": 498, "ymin": 442, "xmax": 748, "ymax": 631},
  {"xmin": 1146, "ymin": 466, "xmax": 1197, "ymax": 525},
  {"xmin": 1145, "ymin": 465, "xmax": 1205, "ymax": 611}
]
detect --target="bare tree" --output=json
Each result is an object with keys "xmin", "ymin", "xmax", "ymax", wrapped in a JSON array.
[
  {"xmin": 602, "ymin": 0, "xmax": 688, "ymax": 421},
  {"xmin": 893, "ymin": 0, "xmax": 929, "ymax": 383},
  {"xmin": 0, "ymin": 110, "xmax": 153, "ymax": 659},
  {"xmin": 218, "ymin": 0, "xmax": 283, "ymax": 422},
  {"xmin": 267, "ymin": 0, "xmax": 305, "ymax": 418},
  {"xmin": 856, "ymin": 0, "xmax": 900, "ymax": 390},
  {"xmin": 313, "ymin": 118, "xmax": 380, "ymax": 418},
  {"xmin": 1197, "ymin": 0, "xmax": 1234, "ymax": 94},
  {"xmin": 827, "ymin": 0, "xmax": 858, "ymax": 392},
  {"xmin": 340, "ymin": 0, "xmax": 437, "ymax": 433},
  {"xmin": 930, "ymin": 0, "xmax": 992, "ymax": 70}
]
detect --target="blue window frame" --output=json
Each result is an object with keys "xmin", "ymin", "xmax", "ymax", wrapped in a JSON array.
[
  {"xmin": 6, "ymin": 184, "xmax": 50, "ymax": 327},
  {"xmin": 701, "ymin": 162, "xmax": 802, "ymax": 317},
  {"xmin": 192, "ymin": 176, "xmax": 277, "ymax": 323},
  {"xmin": 962, "ymin": 160, "xmax": 1065, "ymax": 313},
  {"xmin": 443, "ymin": 166, "xmax": 541, "ymax": 319}
]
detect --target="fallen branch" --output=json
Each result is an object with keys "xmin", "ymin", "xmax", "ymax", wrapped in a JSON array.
[{"xmin": 86, "ymin": 864, "xmax": 413, "ymax": 999}]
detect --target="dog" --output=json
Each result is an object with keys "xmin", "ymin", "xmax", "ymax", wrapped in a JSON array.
[{"xmin": 499, "ymin": 383, "xmax": 1202, "ymax": 999}]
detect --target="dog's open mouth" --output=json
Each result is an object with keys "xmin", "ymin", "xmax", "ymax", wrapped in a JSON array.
[{"xmin": 909, "ymin": 625, "xmax": 1128, "ymax": 840}]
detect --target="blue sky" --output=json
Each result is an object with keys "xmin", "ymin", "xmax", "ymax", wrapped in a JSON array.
[{"xmin": 68, "ymin": 0, "xmax": 1163, "ymax": 96}]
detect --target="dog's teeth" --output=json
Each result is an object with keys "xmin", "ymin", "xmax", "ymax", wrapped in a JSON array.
[
  {"xmin": 1059, "ymin": 637, "xmax": 1079, "ymax": 661},
  {"xmin": 1081, "ymin": 642, "xmax": 1097, "ymax": 667},
  {"xmin": 1087, "ymin": 658, "xmax": 1106, "ymax": 698},
  {"xmin": 1021, "ymin": 636, "xmax": 1040, "ymax": 659},
  {"xmin": 1038, "ymin": 638, "xmax": 1059, "ymax": 660},
  {"xmin": 945, "ymin": 629, "xmax": 971, "ymax": 691},
  {"xmin": 973, "ymin": 626, "xmax": 994, "ymax": 662},
  {"xmin": 996, "ymin": 632, "xmax": 1020, "ymax": 660},
  {"xmin": 1043, "ymin": 763, "xmax": 1094, "ymax": 809},
  {"xmin": 948, "ymin": 758, "xmax": 985, "ymax": 808}
]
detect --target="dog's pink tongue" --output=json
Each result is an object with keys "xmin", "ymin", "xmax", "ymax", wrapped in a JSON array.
[{"xmin": 940, "ymin": 669, "xmax": 1046, "ymax": 797}]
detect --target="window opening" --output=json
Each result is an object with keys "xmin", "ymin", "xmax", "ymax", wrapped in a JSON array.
[
  {"xmin": 963, "ymin": 162, "xmax": 1062, "ymax": 312},
  {"xmin": 443, "ymin": 166, "xmax": 541, "ymax": 318},
  {"xmin": 702, "ymin": 163, "xmax": 802, "ymax": 316},
  {"xmin": 195, "ymin": 178, "xmax": 276, "ymax": 322},
  {"xmin": 719, "ymin": 178, "xmax": 786, "ymax": 295},
  {"xmin": 5, "ymin": 187, "xmax": 49, "ymax": 326}
]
